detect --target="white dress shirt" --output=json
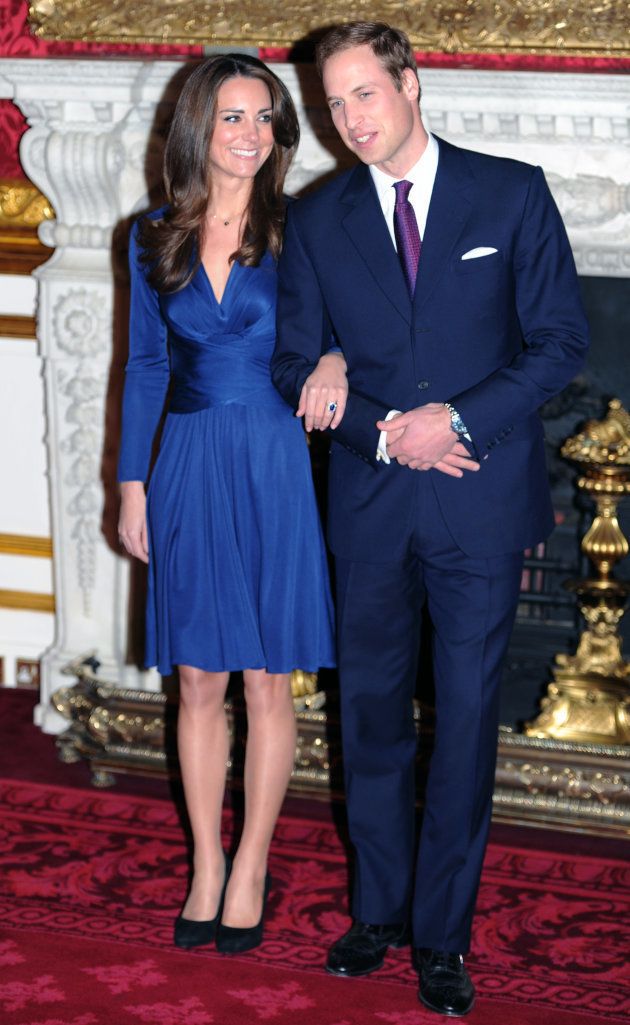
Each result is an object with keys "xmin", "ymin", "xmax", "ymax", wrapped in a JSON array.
[
  {"xmin": 369, "ymin": 132, "xmax": 439, "ymax": 250},
  {"xmin": 370, "ymin": 134, "xmax": 439, "ymax": 463}
]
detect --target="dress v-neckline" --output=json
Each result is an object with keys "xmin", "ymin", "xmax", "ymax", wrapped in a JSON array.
[{"xmin": 200, "ymin": 258, "xmax": 238, "ymax": 308}]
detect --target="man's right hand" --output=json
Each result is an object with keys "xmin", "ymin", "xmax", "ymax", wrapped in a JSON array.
[
  {"xmin": 118, "ymin": 481, "xmax": 149, "ymax": 563},
  {"xmin": 376, "ymin": 405, "xmax": 480, "ymax": 478}
]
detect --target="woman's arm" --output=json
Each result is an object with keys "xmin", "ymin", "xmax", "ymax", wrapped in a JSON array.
[{"xmin": 117, "ymin": 218, "xmax": 170, "ymax": 562}]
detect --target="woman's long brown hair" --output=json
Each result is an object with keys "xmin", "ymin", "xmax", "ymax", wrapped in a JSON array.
[{"xmin": 137, "ymin": 54, "xmax": 300, "ymax": 293}]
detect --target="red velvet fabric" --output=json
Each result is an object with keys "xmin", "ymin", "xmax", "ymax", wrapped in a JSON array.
[
  {"xmin": 0, "ymin": 777, "xmax": 628, "ymax": 1024},
  {"xmin": 261, "ymin": 46, "xmax": 630, "ymax": 73}
]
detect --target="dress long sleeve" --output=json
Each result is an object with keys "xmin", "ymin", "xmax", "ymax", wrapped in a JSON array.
[{"xmin": 117, "ymin": 221, "xmax": 170, "ymax": 483}]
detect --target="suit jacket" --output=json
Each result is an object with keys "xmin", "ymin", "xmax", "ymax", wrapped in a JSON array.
[{"xmin": 271, "ymin": 137, "xmax": 589, "ymax": 561}]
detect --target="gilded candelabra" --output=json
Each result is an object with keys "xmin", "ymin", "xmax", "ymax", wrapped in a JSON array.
[{"xmin": 526, "ymin": 399, "xmax": 630, "ymax": 744}]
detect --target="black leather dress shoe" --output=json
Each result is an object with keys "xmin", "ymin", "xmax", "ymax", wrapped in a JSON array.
[
  {"xmin": 326, "ymin": 921, "xmax": 410, "ymax": 977},
  {"xmin": 415, "ymin": 948, "xmax": 475, "ymax": 1017}
]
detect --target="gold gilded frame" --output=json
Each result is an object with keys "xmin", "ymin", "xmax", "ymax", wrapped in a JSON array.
[
  {"xmin": 28, "ymin": 1, "xmax": 630, "ymax": 57},
  {"xmin": 0, "ymin": 179, "xmax": 53, "ymax": 274}
]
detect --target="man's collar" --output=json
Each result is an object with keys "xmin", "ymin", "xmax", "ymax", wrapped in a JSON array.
[{"xmin": 369, "ymin": 133, "xmax": 439, "ymax": 203}]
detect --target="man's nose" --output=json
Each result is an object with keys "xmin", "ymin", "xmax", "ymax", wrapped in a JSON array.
[{"xmin": 344, "ymin": 105, "xmax": 361, "ymax": 132}]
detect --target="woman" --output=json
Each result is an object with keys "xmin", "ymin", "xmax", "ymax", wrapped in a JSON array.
[{"xmin": 118, "ymin": 54, "xmax": 346, "ymax": 955}]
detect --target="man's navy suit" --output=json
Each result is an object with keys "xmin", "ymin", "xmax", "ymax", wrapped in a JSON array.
[{"xmin": 272, "ymin": 136, "xmax": 589, "ymax": 952}]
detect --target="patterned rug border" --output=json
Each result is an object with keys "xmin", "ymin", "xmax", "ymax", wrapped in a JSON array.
[{"xmin": 1, "ymin": 778, "xmax": 628, "ymax": 1020}]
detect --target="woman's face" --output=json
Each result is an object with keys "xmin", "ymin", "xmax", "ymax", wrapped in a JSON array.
[{"xmin": 208, "ymin": 76, "xmax": 275, "ymax": 185}]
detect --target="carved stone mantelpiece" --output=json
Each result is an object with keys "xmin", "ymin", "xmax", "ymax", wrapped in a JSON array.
[{"xmin": 0, "ymin": 57, "xmax": 629, "ymax": 824}]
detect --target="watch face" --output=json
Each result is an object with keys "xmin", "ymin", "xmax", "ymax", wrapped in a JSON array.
[{"xmin": 446, "ymin": 404, "xmax": 466, "ymax": 436}]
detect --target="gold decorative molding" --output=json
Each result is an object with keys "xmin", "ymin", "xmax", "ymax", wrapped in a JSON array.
[
  {"xmin": 0, "ymin": 534, "xmax": 52, "ymax": 558},
  {"xmin": 28, "ymin": 0, "xmax": 630, "ymax": 56},
  {"xmin": 49, "ymin": 656, "xmax": 630, "ymax": 834},
  {"xmin": 0, "ymin": 179, "xmax": 53, "ymax": 232},
  {"xmin": 0, "ymin": 179, "xmax": 54, "ymax": 275},
  {"xmin": 0, "ymin": 316, "xmax": 37, "ymax": 340},
  {"xmin": 562, "ymin": 398, "xmax": 630, "ymax": 467},
  {"xmin": 0, "ymin": 589, "xmax": 55, "ymax": 612}
]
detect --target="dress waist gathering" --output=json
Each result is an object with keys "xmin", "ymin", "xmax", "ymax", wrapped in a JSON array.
[{"xmin": 168, "ymin": 329, "xmax": 288, "ymax": 415}]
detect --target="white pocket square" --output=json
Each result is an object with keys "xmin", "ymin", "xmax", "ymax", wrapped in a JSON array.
[{"xmin": 461, "ymin": 247, "xmax": 498, "ymax": 260}]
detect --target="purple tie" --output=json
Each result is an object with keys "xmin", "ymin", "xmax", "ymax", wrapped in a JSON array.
[{"xmin": 393, "ymin": 180, "xmax": 421, "ymax": 295}]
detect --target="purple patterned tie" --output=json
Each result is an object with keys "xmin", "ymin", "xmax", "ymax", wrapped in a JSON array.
[{"xmin": 393, "ymin": 180, "xmax": 421, "ymax": 296}]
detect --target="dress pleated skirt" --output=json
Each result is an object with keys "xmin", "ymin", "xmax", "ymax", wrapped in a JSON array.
[{"xmin": 145, "ymin": 402, "xmax": 336, "ymax": 676}]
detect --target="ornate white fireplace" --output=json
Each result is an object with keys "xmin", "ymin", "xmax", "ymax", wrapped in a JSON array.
[{"xmin": 0, "ymin": 57, "xmax": 628, "ymax": 732}]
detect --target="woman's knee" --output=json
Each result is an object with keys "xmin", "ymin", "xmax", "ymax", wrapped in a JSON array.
[
  {"xmin": 243, "ymin": 671, "xmax": 292, "ymax": 715},
  {"xmin": 179, "ymin": 667, "xmax": 229, "ymax": 711}
]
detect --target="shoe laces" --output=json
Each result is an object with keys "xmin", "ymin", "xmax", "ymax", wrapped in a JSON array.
[{"xmin": 423, "ymin": 950, "xmax": 464, "ymax": 974}]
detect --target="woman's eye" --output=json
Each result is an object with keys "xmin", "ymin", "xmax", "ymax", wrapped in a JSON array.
[
  {"xmin": 224, "ymin": 115, "xmax": 240, "ymax": 123},
  {"xmin": 259, "ymin": 114, "xmax": 272, "ymax": 123}
]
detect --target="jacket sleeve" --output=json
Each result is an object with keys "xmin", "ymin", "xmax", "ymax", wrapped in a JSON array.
[
  {"xmin": 117, "ymin": 221, "xmax": 170, "ymax": 483},
  {"xmin": 450, "ymin": 166, "xmax": 589, "ymax": 454},
  {"xmin": 272, "ymin": 203, "xmax": 390, "ymax": 467}
]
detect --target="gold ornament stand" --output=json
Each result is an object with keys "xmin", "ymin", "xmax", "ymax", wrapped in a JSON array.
[{"xmin": 526, "ymin": 400, "xmax": 630, "ymax": 744}]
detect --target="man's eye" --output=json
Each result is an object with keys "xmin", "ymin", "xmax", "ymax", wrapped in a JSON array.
[
  {"xmin": 359, "ymin": 92, "xmax": 373, "ymax": 100},
  {"xmin": 329, "ymin": 100, "xmax": 342, "ymax": 111}
]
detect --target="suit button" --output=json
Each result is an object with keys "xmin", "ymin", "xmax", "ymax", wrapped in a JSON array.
[{"xmin": 417, "ymin": 380, "xmax": 429, "ymax": 390}]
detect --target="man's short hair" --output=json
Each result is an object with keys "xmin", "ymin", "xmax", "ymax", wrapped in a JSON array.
[{"xmin": 315, "ymin": 21, "xmax": 419, "ymax": 96}]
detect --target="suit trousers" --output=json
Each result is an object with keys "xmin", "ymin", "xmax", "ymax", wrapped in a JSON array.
[{"xmin": 334, "ymin": 473, "xmax": 524, "ymax": 953}]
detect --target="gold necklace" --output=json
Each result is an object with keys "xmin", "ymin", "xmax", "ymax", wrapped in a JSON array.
[{"xmin": 208, "ymin": 209, "xmax": 246, "ymax": 227}]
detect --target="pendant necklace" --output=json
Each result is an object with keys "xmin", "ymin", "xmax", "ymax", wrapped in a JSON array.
[{"xmin": 209, "ymin": 209, "xmax": 245, "ymax": 228}]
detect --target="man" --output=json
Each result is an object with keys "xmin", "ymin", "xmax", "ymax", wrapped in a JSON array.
[{"xmin": 272, "ymin": 22, "xmax": 588, "ymax": 1017}]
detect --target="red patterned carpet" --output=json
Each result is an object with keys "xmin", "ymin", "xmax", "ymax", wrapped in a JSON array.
[{"xmin": 0, "ymin": 778, "xmax": 628, "ymax": 1025}]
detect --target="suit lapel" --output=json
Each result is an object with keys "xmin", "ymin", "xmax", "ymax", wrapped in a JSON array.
[
  {"xmin": 414, "ymin": 137, "xmax": 474, "ymax": 317},
  {"xmin": 340, "ymin": 164, "xmax": 411, "ymax": 325}
]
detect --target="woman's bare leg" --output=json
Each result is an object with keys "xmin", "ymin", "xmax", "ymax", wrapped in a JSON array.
[
  {"xmin": 221, "ymin": 669, "xmax": 296, "ymax": 927},
  {"xmin": 177, "ymin": 665, "xmax": 230, "ymax": 920}
]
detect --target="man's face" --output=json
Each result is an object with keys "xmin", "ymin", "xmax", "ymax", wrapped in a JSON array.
[{"xmin": 322, "ymin": 44, "xmax": 426, "ymax": 176}]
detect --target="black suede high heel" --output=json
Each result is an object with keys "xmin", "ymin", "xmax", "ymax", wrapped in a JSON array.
[
  {"xmin": 174, "ymin": 854, "xmax": 232, "ymax": 949},
  {"xmin": 215, "ymin": 873, "xmax": 271, "ymax": 954}
]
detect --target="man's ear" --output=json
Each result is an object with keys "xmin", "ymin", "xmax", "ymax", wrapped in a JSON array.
[{"xmin": 401, "ymin": 67, "xmax": 420, "ymax": 103}]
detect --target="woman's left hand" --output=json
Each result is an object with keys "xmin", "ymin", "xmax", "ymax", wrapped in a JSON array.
[{"xmin": 296, "ymin": 351, "xmax": 348, "ymax": 431}]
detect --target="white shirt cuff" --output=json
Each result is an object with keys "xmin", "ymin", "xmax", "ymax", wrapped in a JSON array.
[{"xmin": 376, "ymin": 409, "xmax": 402, "ymax": 464}]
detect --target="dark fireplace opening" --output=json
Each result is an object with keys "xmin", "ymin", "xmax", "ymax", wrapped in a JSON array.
[{"xmin": 501, "ymin": 275, "xmax": 630, "ymax": 729}]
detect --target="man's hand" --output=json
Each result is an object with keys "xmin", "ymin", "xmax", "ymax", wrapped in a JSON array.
[
  {"xmin": 118, "ymin": 481, "xmax": 149, "ymax": 563},
  {"xmin": 420, "ymin": 441, "xmax": 479, "ymax": 478},
  {"xmin": 297, "ymin": 351, "xmax": 348, "ymax": 432},
  {"xmin": 376, "ymin": 404, "xmax": 480, "ymax": 478}
]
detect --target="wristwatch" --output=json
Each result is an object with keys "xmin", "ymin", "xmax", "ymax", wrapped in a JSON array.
[{"xmin": 444, "ymin": 402, "xmax": 468, "ymax": 438}]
